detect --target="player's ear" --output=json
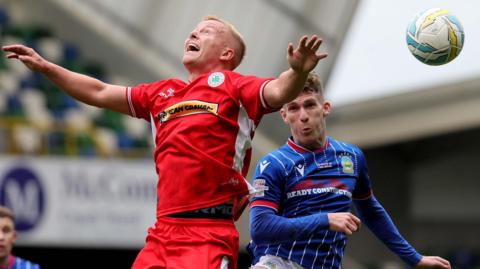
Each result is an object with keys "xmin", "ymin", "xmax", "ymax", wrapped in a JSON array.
[
  {"xmin": 220, "ymin": 47, "xmax": 235, "ymax": 62},
  {"xmin": 323, "ymin": 101, "xmax": 331, "ymax": 117},
  {"xmin": 280, "ymin": 107, "xmax": 288, "ymax": 124}
]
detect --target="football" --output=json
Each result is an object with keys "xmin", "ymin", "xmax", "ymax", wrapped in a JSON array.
[{"xmin": 406, "ymin": 8, "xmax": 464, "ymax": 65}]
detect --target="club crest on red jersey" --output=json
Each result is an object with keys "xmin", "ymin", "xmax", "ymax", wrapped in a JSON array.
[{"xmin": 208, "ymin": 72, "xmax": 225, "ymax": 87}]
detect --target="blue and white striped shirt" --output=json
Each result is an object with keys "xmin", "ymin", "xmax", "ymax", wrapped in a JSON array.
[
  {"xmin": 5, "ymin": 256, "xmax": 40, "ymax": 269},
  {"xmin": 248, "ymin": 137, "xmax": 372, "ymax": 269}
]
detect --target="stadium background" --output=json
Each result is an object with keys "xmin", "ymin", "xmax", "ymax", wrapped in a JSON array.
[{"xmin": 0, "ymin": 0, "xmax": 479, "ymax": 268}]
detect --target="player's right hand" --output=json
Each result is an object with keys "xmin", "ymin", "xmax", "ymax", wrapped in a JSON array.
[
  {"xmin": 327, "ymin": 212, "xmax": 361, "ymax": 235},
  {"xmin": 2, "ymin": 44, "xmax": 49, "ymax": 72}
]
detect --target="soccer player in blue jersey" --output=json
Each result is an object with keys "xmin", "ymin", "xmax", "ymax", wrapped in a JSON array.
[
  {"xmin": 0, "ymin": 206, "xmax": 40, "ymax": 269},
  {"xmin": 247, "ymin": 72, "xmax": 451, "ymax": 269}
]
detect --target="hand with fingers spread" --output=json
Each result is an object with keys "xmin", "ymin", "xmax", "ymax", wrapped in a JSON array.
[
  {"xmin": 261, "ymin": 35, "xmax": 328, "ymax": 108},
  {"xmin": 327, "ymin": 212, "xmax": 361, "ymax": 235},
  {"xmin": 414, "ymin": 256, "xmax": 451, "ymax": 269},
  {"xmin": 287, "ymin": 35, "xmax": 327, "ymax": 74},
  {"xmin": 2, "ymin": 44, "xmax": 50, "ymax": 72}
]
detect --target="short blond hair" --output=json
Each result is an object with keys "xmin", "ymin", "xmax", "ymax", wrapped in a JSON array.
[{"xmin": 203, "ymin": 15, "xmax": 246, "ymax": 69}]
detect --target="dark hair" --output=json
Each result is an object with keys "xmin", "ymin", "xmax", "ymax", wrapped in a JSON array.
[
  {"xmin": 302, "ymin": 71, "xmax": 324, "ymax": 98},
  {"xmin": 0, "ymin": 206, "xmax": 15, "ymax": 222}
]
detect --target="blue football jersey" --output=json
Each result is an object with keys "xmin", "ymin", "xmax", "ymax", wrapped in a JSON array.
[
  {"xmin": 248, "ymin": 137, "xmax": 372, "ymax": 269},
  {"xmin": 10, "ymin": 256, "xmax": 40, "ymax": 269}
]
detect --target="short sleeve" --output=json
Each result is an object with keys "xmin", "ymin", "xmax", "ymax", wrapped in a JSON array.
[
  {"xmin": 249, "ymin": 154, "xmax": 286, "ymax": 212},
  {"xmin": 127, "ymin": 83, "xmax": 152, "ymax": 121},
  {"xmin": 352, "ymin": 148, "xmax": 373, "ymax": 200},
  {"xmin": 235, "ymin": 75, "xmax": 275, "ymax": 123}
]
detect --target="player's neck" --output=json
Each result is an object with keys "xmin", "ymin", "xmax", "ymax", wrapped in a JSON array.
[
  {"xmin": 186, "ymin": 63, "xmax": 228, "ymax": 82},
  {"xmin": 187, "ymin": 71, "xmax": 204, "ymax": 82},
  {"xmin": 0, "ymin": 255, "xmax": 11, "ymax": 268},
  {"xmin": 296, "ymin": 136, "xmax": 326, "ymax": 151}
]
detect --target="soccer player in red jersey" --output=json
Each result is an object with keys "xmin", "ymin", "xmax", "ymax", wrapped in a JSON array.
[{"xmin": 3, "ymin": 16, "xmax": 327, "ymax": 269}]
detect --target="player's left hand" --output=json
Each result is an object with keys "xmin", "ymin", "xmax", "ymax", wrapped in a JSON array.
[
  {"xmin": 287, "ymin": 35, "xmax": 327, "ymax": 73},
  {"xmin": 414, "ymin": 256, "xmax": 451, "ymax": 269}
]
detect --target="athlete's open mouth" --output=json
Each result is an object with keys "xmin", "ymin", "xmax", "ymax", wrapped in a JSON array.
[{"xmin": 186, "ymin": 43, "xmax": 200, "ymax": 52}]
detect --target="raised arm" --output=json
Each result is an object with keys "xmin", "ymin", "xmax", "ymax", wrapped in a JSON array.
[
  {"xmin": 2, "ymin": 44, "xmax": 130, "ymax": 115},
  {"xmin": 263, "ymin": 35, "xmax": 327, "ymax": 108}
]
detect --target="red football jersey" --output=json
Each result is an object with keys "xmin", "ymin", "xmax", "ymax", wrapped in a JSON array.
[{"xmin": 127, "ymin": 71, "xmax": 274, "ymax": 217}]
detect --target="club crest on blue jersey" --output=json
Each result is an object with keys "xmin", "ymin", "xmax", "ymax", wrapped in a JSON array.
[
  {"xmin": 340, "ymin": 154, "xmax": 354, "ymax": 173},
  {"xmin": 208, "ymin": 72, "xmax": 225, "ymax": 87}
]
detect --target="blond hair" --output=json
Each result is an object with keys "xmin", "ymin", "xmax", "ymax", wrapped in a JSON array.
[{"xmin": 203, "ymin": 15, "xmax": 246, "ymax": 69}]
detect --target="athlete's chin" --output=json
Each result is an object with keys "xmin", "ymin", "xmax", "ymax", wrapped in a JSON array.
[
  {"xmin": 182, "ymin": 57, "xmax": 201, "ymax": 71},
  {"xmin": 182, "ymin": 57, "xmax": 192, "ymax": 66}
]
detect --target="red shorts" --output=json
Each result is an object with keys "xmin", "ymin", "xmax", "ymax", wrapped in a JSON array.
[{"xmin": 132, "ymin": 216, "xmax": 239, "ymax": 269}]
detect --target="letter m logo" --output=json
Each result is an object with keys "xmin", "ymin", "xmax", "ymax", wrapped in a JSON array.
[{"xmin": 0, "ymin": 166, "xmax": 44, "ymax": 231}]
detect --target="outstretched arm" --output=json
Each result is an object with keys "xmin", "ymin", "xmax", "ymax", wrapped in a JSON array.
[
  {"xmin": 354, "ymin": 196, "xmax": 451, "ymax": 269},
  {"xmin": 250, "ymin": 205, "xmax": 360, "ymax": 245},
  {"xmin": 2, "ymin": 44, "xmax": 130, "ymax": 115},
  {"xmin": 263, "ymin": 35, "xmax": 328, "ymax": 108}
]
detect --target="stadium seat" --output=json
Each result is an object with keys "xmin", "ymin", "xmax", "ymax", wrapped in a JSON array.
[{"xmin": 0, "ymin": 7, "xmax": 151, "ymax": 158}]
